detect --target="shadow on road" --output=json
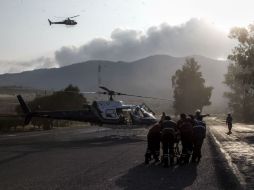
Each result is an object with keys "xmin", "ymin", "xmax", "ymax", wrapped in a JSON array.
[
  {"xmin": 116, "ymin": 164, "xmax": 197, "ymax": 190},
  {"xmin": 0, "ymin": 135, "xmax": 144, "ymax": 148},
  {"xmin": 0, "ymin": 136, "xmax": 143, "ymax": 165}
]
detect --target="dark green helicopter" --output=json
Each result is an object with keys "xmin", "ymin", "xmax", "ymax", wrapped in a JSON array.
[{"xmin": 48, "ymin": 15, "xmax": 79, "ymax": 26}]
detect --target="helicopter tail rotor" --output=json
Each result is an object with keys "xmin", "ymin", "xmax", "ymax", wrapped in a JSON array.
[
  {"xmin": 17, "ymin": 95, "xmax": 32, "ymax": 125},
  {"xmin": 48, "ymin": 19, "xmax": 52, "ymax": 25}
]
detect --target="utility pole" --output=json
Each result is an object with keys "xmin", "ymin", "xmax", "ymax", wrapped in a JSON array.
[{"xmin": 98, "ymin": 64, "xmax": 101, "ymax": 89}]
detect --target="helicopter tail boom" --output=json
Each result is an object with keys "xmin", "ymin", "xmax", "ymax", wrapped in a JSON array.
[{"xmin": 16, "ymin": 95, "xmax": 103, "ymax": 125}]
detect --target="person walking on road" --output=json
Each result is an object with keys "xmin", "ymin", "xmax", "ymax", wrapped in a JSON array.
[{"xmin": 226, "ymin": 113, "xmax": 233, "ymax": 134}]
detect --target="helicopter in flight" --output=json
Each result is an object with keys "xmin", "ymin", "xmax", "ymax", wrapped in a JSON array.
[
  {"xmin": 48, "ymin": 15, "xmax": 79, "ymax": 26},
  {"xmin": 17, "ymin": 86, "xmax": 171, "ymax": 126}
]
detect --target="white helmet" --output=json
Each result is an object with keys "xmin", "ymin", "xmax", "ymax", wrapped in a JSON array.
[{"xmin": 195, "ymin": 109, "xmax": 201, "ymax": 114}]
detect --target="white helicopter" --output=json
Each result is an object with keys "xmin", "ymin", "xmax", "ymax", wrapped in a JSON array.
[{"xmin": 89, "ymin": 86, "xmax": 171, "ymax": 125}]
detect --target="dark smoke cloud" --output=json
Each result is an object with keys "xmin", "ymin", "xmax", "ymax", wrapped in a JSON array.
[
  {"xmin": 0, "ymin": 57, "xmax": 57, "ymax": 74},
  {"xmin": 55, "ymin": 18, "xmax": 235, "ymax": 66}
]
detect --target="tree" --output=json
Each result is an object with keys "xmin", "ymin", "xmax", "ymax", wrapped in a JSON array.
[
  {"xmin": 64, "ymin": 84, "xmax": 80, "ymax": 93},
  {"xmin": 225, "ymin": 24, "xmax": 254, "ymax": 122},
  {"xmin": 171, "ymin": 58, "xmax": 213, "ymax": 114}
]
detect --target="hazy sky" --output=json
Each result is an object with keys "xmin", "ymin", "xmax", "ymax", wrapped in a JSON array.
[{"xmin": 0, "ymin": 0, "xmax": 253, "ymax": 73}]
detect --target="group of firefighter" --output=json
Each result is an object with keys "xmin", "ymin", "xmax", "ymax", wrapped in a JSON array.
[{"xmin": 145, "ymin": 110, "xmax": 208, "ymax": 167}]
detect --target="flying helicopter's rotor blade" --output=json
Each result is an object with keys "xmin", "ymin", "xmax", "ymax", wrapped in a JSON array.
[
  {"xmin": 69, "ymin": 15, "xmax": 80, "ymax": 18},
  {"xmin": 54, "ymin": 16, "xmax": 66, "ymax": 19}
]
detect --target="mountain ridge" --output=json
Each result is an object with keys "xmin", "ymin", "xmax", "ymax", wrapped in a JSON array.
[{"xmin": 0, "ymin": 54, "xmax": 229, "ymax": 112}]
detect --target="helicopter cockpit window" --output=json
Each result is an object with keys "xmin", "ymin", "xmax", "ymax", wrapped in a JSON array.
[
  {"xmin": 133, "ymin": 107, "xmax": 145, "ymax": 118},
  {"xmin": 143, "ymin": 112, "xmax": 149, "ymax": 117}
]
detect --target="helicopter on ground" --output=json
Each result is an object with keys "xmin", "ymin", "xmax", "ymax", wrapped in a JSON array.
[
  {"xmin": 17, "ymin": 86, "xmax": 172, "ymax": 126},
  {"xmin": 48, "ymin": 15, "xmax": 79, "ymax": 26}
]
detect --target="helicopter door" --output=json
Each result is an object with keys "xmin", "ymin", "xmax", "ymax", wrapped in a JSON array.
[{"xmin": 105, "ymin": 109, "xmax": 118, "ymax": 119}]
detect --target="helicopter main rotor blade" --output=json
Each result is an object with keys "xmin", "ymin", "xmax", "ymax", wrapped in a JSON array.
[
  {"xmin": 69, "ymin": 15, "xmax": 80, "ymax": 18},
  {"xmin": 99, "ymin": 86, "xmax": 172, "ymax": 101},
  {"xmin": 99, "ymin": 86, "xmax": 111, "ymax": 92},
  {"xmin": 53, "ymin": 90, "xmax": 108, "ymax": 95},
  {"xmin": 79, "ymin": 91, "xmax": 108, "ymax": 95},
  {"xmin": 57, "ymin": 91, "xmax": 97, "ymax": 94},
  {"xmin": 79, "ymin": 91, "xmax": 97, "ymax": 94},
  {"xmin": 116, "ymin": 92, "xmax": 173, "ymax": 101}
]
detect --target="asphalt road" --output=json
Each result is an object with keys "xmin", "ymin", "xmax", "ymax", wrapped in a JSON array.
[{"xmin": 0, "ymin": 126, "xmax": 243, "ymax": 190}]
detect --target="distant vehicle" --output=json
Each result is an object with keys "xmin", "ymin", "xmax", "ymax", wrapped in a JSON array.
[
  {"xmin": 17, "ymin": 86, "xmax": 171, "ymax": 126},
  {"xmin": 48, "ymin": 15, "xmax": 79, "ymax": 26}
]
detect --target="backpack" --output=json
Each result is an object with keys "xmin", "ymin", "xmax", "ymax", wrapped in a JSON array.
[
  {"xmin": 193, "ymin": 120, "xmax": 206, "ymax": 139},
  {"xmin": 179, "ymin": 119, "xmax": 193, "ymax": 135}
]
